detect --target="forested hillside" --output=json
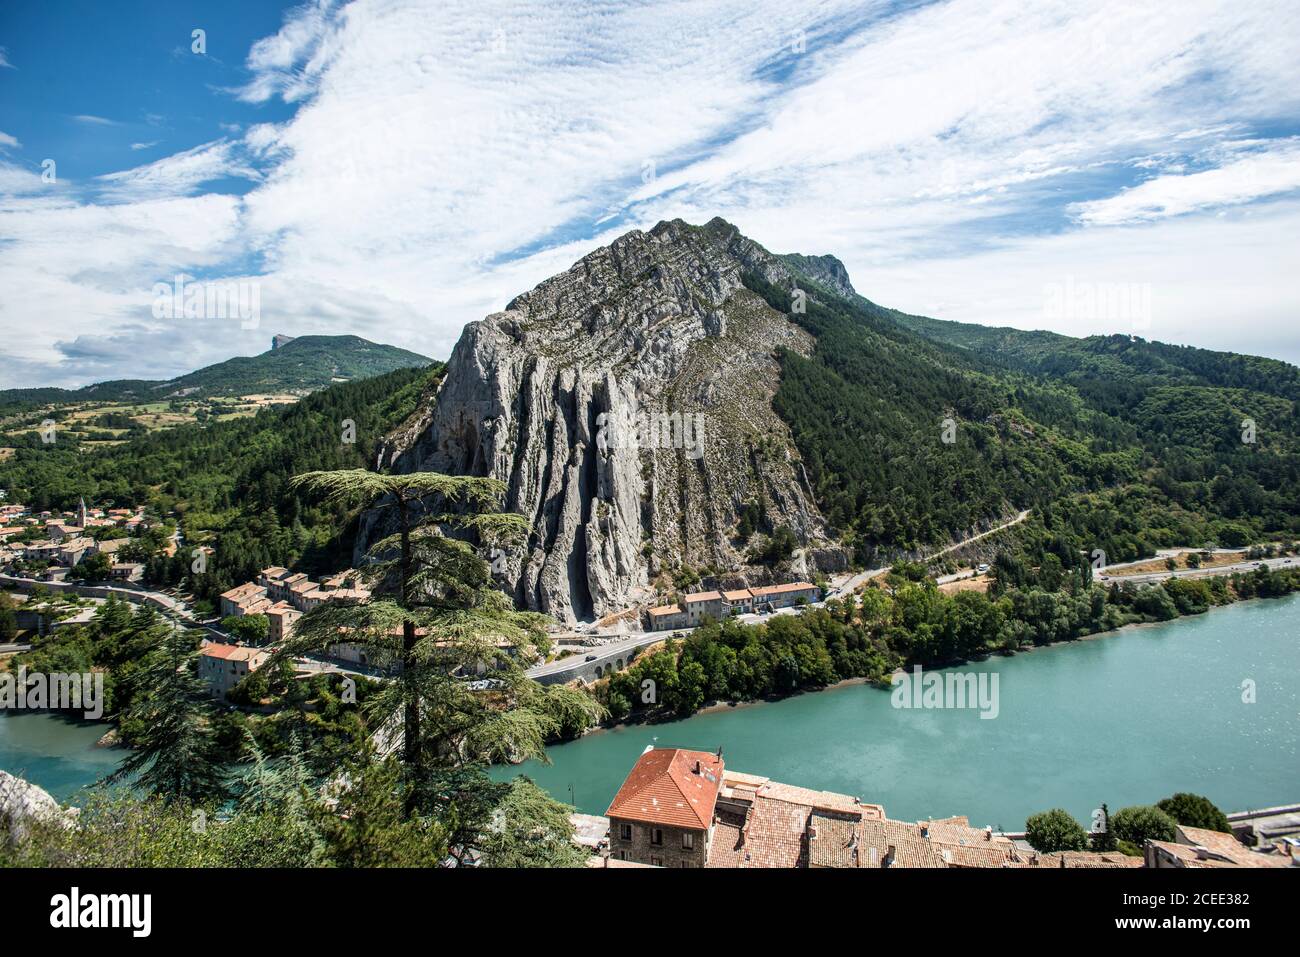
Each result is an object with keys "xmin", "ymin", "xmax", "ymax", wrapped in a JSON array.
[
  {"xmin": 755, "ymin": 261, "xmax": 1300, "ymax": 571},
  {"xmin": 0, "ymin": 364, "xmax": 443, "ymax": 602}
]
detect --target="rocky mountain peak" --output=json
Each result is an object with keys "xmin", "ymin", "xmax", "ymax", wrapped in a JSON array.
[{"xmin": 366, "ymin": 219, "xmax": 848, "ymax": 623}]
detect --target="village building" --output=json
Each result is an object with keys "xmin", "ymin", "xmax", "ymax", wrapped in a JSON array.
[
  {"xmin": 58, "ymin": 537, "xmax": 96, "ymax": 567},
  {"xmin": 219, "ymin": 582, "xmax": 269, "ymax": 618},
  {"xmin": 90, "ymin": 537, "xmax": 129, "ymax": 561},
  {"xmin": 1145, "ymin": 824, "xmax": 1295, "ymax": 868},
  {"xmin": 44, "ymin": 523, "xmax": 84, "ymax": 543},
  {"xmin": 722, "ymin": 589, "xmax": 753, "ymax": 614},
  {"xmin": 683, "ymin": 590, "xmax": 724, "ymax": 625},
  {"xmin": 606, "ymin": 747, "xmax": 724, "ymax": 867},
  {"xmin": 265, "ymin": 601, "xmax": 302, "ymax": 642},
  {"xmin": 109, "ymin": 563, "xmax": 145, "ymax": 583},
  {"xmin": 646, "ymin": 603, "xmax": 688, "ymax": 632},
  {"xmin": 749, "ymin": 581, "xmax": 819, "ymax": 610},
  {"xmin": 198, "ymin": 642, "xmax": 270, "ymax": 699},
  {"xmin": 24, "ymin": 541, "xmax": 61, "ymax": 562}
]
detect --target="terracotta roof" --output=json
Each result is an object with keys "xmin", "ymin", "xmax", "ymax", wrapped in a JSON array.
[
  {"xmin": 647, "ymin": 604, "xmax": 683, "ymax": 617},
  {"xmin": 758, "ymin": 781, "xmax": 879, "ymax": 817},
  {"xmin": 750, "ymin": 581, "xmax": 817, "ymax": 597},
  {"xmin": 883, "ymin": 820, "xmax": 945, "ymax": 868},
  {"xmin": 684, "ymin": 590, "xmax": 722, "ymax": 603},
  {"xmin": 722, "ymin": 589, "xmax": 753, "ymax": 601},
  {"xmin": 706, "ymin": 811, "xmax": 747, "ymax": 868},
  {"xmin": 807, "ymin": 812, "xmax": 861, "ymax": 867},
  {"xmin": 1175, "ymin": 826, "xmax": 1292, "ymax": 868},
  {"xmin": 201, "ymin": 643, "xmax": 268, "ymax": 665},
  {"xmin": 739, "ymin": 795, "xmax": 811, "ymax": 867},
  {"xmin": 606, "ymin": 748, "xmax": 723, "ymax": 830},
  {"xmin": 220, "ymin": 582, "xmax": 266, "ymax": 601}
]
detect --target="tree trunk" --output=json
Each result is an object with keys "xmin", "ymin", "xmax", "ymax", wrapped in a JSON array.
[{"xmin": 398, "ymin": 494, "xmax": 420, "ymax": 810}]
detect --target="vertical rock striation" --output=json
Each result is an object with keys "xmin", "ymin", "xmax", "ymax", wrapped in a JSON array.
[{"xmin": 365, "ymin": 218, "xmax": 845, "ymax": 623}]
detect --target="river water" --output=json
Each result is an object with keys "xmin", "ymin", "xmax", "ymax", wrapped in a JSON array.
[
  {"xmin": 5, "ymin": 595, "xmax": 1299, "ymax": 826},
  {"xmin": 504, "ymin": 594, "xmax": 1300, "ymax": 828}
]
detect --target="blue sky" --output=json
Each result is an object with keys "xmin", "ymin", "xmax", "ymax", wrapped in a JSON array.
[{"xmin": 2, "ymin": 0, "xmax": 1299, "ymax": 388}]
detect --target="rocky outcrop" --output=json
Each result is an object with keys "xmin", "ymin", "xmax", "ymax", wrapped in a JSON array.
[
  {"xmin": 0, "ymin": 769, "xmax": 73, "ymax": 845},
  {"xmin": 366, "ymin": 218, "xmax": 847, "ymax": 623},
  {"xmin": 778, "ymin": 253, "xmax": 857, "ymax": 299}
]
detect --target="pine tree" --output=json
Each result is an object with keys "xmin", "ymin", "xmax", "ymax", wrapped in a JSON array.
[
  {"xmin": 103, "ymin": 623, "xmax": 227, "ymax": 804},
  {"xmin": 1090, "ymin": 802, "xmax": 1117, "ymax": 851},
  {"xmin": 276, "ymin": 469, "xmax": 603, "ymax": 818}
]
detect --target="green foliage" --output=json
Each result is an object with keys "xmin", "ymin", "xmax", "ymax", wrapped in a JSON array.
[
  {"xmin": 1110, "ymin": 805, "xmax": 1178, "ymax": 845},
  {"xmin": 1025, "ymin": 808, "xmax": 1089, "ymax": 852},
  {"xmin": 222, "ymin": 613, "xmax": 270, "ymax": 645},
  {"xmin": 104, "ymin": 624, "xmax": 228, "ymax": 805},
  {"xmin": 746, "ymin": 266, "xmax": 1300, "ymax": 568},
  {"xmin": 594, "ymin": 567, "xmax": 1300, "ymax": 723},
  {"xmin": 0, "ymin": 592, "xmax": 16, "ymax": 642},
  {"xmin": 475, "ymin": 777, "xmax": 588, "ymax": 868},
  {"xmin": 1156, "ymin": 792, "xmax": 1231, "ymax": 833},
  {"xmin": 1090, "ymin": 803, "xmax": 1117, "ymax": 852}
]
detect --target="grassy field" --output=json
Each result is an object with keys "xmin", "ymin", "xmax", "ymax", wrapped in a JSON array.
[{"xmin": 0, "ymin": 393, "xmax": 302, "ymax": 444}]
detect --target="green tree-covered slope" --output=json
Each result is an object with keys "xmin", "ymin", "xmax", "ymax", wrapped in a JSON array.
[{"xmin": 0, "ymin": 335, "xmax": 431, "ymax": 411}]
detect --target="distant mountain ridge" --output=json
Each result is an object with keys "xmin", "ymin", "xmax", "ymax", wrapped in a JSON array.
[{"xmin": 0, "ymin": 335, "xmax": 431, "ymax": 408}]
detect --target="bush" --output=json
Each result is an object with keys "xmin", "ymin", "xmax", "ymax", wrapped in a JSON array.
[
  {"xmin": 1110, "ymin": 805, "xmax": 1177, "ymax": 846},
  {"xmin": 1156, "ymin": 793, "xmax": 1230, "ymax": 833},
  {"xmin": 1025, "ymin": 808, "xmax": 1089, "ymax": 852}
]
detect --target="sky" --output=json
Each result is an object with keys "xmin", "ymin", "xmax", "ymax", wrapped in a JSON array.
[{"xmin": 1, "ymin": 0, "xmax": 1299, "ymax": 389}]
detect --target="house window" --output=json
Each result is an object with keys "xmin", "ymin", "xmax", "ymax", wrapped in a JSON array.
[
  {"xmin": 619, "ymin": 823, "xmax": 632, "ymax": 841},
  {"xmin": 680, "ymin": 861, "xmax": 694, "ymax": 868},
  {"xmin": 650, "ymin": 828, "xmax": 664, "ymax": 846},
  {"xmin": 682, "ymin": 832, "xmax": 695, "ymax": 850},
  {"xmin": 650, "ymin": 856, "xmax": 663, "ymax": 867}
]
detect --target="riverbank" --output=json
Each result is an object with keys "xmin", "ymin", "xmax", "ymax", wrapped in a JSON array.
[{"xmin": 578, "ymin": 567, "xmax": 1300, "ymax": 733}]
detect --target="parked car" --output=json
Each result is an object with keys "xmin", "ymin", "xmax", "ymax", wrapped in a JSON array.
[
  {"xmin": 584, "ymin": 654, "xmax": 598, "ymax": 662},
  {"xmin": 976, "ymin": 563, "xmax": 990, "ymax": 574}
]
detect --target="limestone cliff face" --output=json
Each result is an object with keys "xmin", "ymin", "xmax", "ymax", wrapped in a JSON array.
[{"xmin": 367, "ymin": 218, "xmax": 845, "ymax": 623}]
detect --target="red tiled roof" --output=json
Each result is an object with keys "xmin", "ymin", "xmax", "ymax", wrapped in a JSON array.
[
  {"xmin": 750, "ymin": 581, "xmax": 817, "ymax": 597},
  {"xmin": 722, "ymin": 589, "xmax": 752, "ymax": 601},
  {"xmin": 684, "ymin": 590, "xmax": 722, "ymax": 603},
  {"xmin": 606, "ymin": 748, "xmax": 723, "ymax": 830}
]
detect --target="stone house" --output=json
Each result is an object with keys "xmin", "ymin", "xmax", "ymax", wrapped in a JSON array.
[
  {"xmin": 683, "ymin": 590, "xmax": 724, "ymax": 625},
  {"xmin": 198, "ymin": 642, "xmax": 270, "ymax": 699},
  {"xmin": 606, "ymin": 747, "xmax": 724, "ymax": 868}
]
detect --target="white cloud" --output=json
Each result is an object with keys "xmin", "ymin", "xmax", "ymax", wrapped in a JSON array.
[
  {"xmin": 130, "ymin": 141, "xmax": 159, "ymax": 151},
  {"xmin": 71, "ymin": 114, "xmax": 118, "ymax": 126},
  {"xmin": 0, "ymin": 131, "xmax": 19, "ymax": 150},
  {"xmin": 1070, "ymin": 141, "xmax": 1300, "ymax": 225},
  {"xmin": 0, "ymin": 48, "xmax": 13, "ymax": 69},
  {"xmin": 95, "ymin": 140, "xmax": 261, "ymax": 202}
]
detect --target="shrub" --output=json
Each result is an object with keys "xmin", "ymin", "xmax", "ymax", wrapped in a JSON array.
[
  {"xmin": 1025, "ymin": 808, "xmax": 1089, "ymax": 852},
  {"xmin": 1110, "ymin": 805, "xmax": 1177, "ymax": 846}
]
